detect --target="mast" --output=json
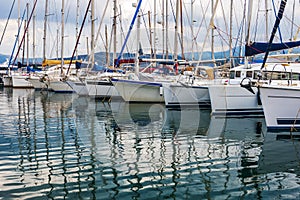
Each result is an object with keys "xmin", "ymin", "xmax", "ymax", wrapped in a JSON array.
[
  {"xmin": 26, "ymin": 3, "xmax": 29, "ymax": 67},
  {"xmin": 135, "ymin": 0, "xmax": 141, "ymax": 75},
  {"xmin": 265, "ymin": 0, "xmax": 269, "ymax": 42},
  {"xmin": 291, "ymin": 0, "xmax": 296, "ymax": 41},
  {"xmin": 211, "ymin": 0, "xmax": 215, "ymax": 63},
  {"xmin": 191, "ymin": 0, "xmax": 194, "ymax": 61},
  {"xmin": 119, "ymin": 4, "xmax": 123, "ymax": 53},
  {"xmin": 91, "ymin": 0, "xmax": 95, "ymax": 66},
  {"xmin": 61, "ymin": 0, "xmax": 65, "ymax": 75},
  {"xmin": 288, "ymin": 0, "xmax": 296, "ymax": 54},
  {"xmin": 56, "ymin": 29, "xmax": 59, "ymax": 60},
  {"xmin": 161, "ymin": 0, "xmax": 165, "ymax": 58},
  {"xmin": 86, "ymin": 37, "xmax": 89, "ymax": 55},
  {"xmin": 18, "ymin": 0, "xmax": 20, "ymax": 61},
  {"xmin": 43, "ymin": 0, "xmax": 48, "ymax": 61},
  {"xmin": 173, "ymin": 0, "xmax": 180, "ymax": 63},
  {"xmin": 244, "ymin": 0, "xmax": 253, "ymax": 68},
  {"xmin": 153, "ymin": 0, "xmax": 157, "ymax": 60},
  {"xmin": 180, "ymin": 0, "xmax": 184, "ymax": 59},
  {"xmin": 22, "ymin": 19, "xmax": 26, "ymax": 65},
  {"xmin": 148, "ymin": 11, "xmax": 153, "ymax": 58},
  {"xmin": 165, "ymin": 0, "xmax": 169, "ymax": 59},
  {"xmin": 229, "ymin": 0, "xmax": 233, "ymax": 67},
  {"xmin": 105, "ymin": 24, "xmax": 109, "ymax": 66},
  {"xmin": 113, "ymin": 0, "xmax": 117, "ymax": 67},
  {"xmin": 32, "ymin": 5, "xmax": 36, "ymax": 65},
  {"xmin": 173, "ymin": 0, "xmax": 180, "ymax": 75},
  {"xmin": 76, "ymin": 0, "xmax": 79, "ymax": 59}
]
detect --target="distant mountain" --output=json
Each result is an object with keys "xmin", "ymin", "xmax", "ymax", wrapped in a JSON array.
[
  {"xmin": 2, "ymin": 46, "xmax": 300, "ymax": 66},
  {"xmin": 0, "ymin": 54, "xmax": 8, "ymax": 64}
]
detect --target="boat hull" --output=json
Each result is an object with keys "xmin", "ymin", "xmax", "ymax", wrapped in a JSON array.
[
  {"xmin": 12, "ymin": 75, "xmax": 33, "ymax": 88},
  {"xmin": 208, "ymin": 84, "xmax": 263, "ymax": 116},
  {"xmin": 260, "ymin": 85, "xmax": 300, "ymax": 130},
  {"xmin": 27, "ymin": 76, "xmax": 50, "ymax": 90},
  {"xmin": 86, "ymin": 79, "xmax": 120, "ymax": 100},
  {"xmin": 3, "ymin": 76, "xmax": 12, "ymax": 87},
  {"xmin": 112, "ymin": 79, "xmax": 164, "ymax": 103},
  {"xmin": 50, "ymin": 80, "xmax": 74, "ymax": 93},
  {"xmin": 67, "ymin": 80, "xmax": 88, "ymax": 96},
  {"xmin": 163, "ymin": 83, "xmax": 210, "ymax": 108}
]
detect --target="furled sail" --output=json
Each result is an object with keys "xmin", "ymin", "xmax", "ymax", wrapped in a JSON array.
[
  {"xmin": 260, "ymin": 0, "xmax": 287, "ymax": 69},
  {"xmin": 245, "ymin": 0, "xmax": 292, "ymax": 58},
  {"xmin": 42, "ymin": 59, "xmax": 81, "ymax": 67},
  {"xmin": 245, "ymin": 41, "xmax": 300, "ymax": 57}
]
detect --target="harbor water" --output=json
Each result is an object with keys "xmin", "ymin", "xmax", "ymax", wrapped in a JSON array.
[{"xmin": 0, "ymin": 87, "xmax": 299, "ymax": 199}]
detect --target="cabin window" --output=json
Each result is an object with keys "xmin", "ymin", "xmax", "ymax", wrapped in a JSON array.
[
  {"xmin": 229, "ymin": 71, "xmax": 235, "ymax": 79},
  {"xmin": 253, "ymin": 70, "xmax": 260, "ymax": 79},
  {"xmin": 235, "ymin": 71, "xmax": 241, "ymax": 78},
  {"xmin": 246, "ymin": 71, "xmax": 253, "ymax": 78},
  {"xmin": 281, "ymin": 73, "xmax": 287, "ymax": 80},
  {"xmin": 292, "ymin": 73, "xmax": 300, "ymax": 80}
]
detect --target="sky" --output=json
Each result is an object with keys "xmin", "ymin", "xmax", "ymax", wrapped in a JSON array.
[{"xmin": 0, "ymin": 0, "xmax": 299, "ymax": 63}]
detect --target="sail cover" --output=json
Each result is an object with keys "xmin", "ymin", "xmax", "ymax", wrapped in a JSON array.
[
  {"xmin": 245, "ymin": 0, "xmax": 295, "ymax": 58},
  {"xmin": 245, "ymin": 41, "xmax": 300, "ymax": 57}
]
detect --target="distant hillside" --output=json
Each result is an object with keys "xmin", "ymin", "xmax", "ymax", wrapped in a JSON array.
[
  {"xmin": 2, "ymin": 46, "xmax": 300, "ymax": 66},
  {"xmin": 0, "ymin": 54, "xmax": 8, "ymax": 64}
]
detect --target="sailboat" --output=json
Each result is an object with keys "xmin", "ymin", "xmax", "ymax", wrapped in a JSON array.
[
  {"xmin": 111, "ymin": 0, "xmax": 180, "ymax": 103},
  {"xmin": 3, "ymin": 1, "xmax": 36, "ymax": 88},
  {"xmin": 208, "ymin": 0, "xmax": 300, "ymax": 116},
  {"xmin": 163, "ymin": 0, "xmax": 222, "ymax": 108},
  {"xmin": 83, "ymin": 0, "xmax": 127, "ymax": 99}
]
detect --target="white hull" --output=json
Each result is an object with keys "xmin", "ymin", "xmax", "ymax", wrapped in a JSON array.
[
  {"xmin": 12, "ymin": 75, "xmax": 33, "ymax": 88},
  {"xmin": 112, "ymin": 79, "xmax": 164, "ymax": 103},
  {"xmin": 163, "ymin": 82, "xmax": 210, "ymax": 108},
  {"xmin": 66, "ymin": 80, "xmax": 88, "ymax": 96},
  {"xmin": 3, "ymin": 76, "xmax": 12, "ymax": 87},
  {"xmin": 27, "ymin": 76, "xmax": 50, "ymax": 90},
  {"xmin": 260, "ymin": 85, "xmax": 300, "ymax": 130},
  {"xmin": 50, "ymin": 80, "xmax": 74, "ymax": 93},
  {"xmin": 208, "ymin": 84, "xmax": 263, "ymax": 116},
  {"xmin": 85, "ymin": 79, "xmax": 120, "ymax": 99}
]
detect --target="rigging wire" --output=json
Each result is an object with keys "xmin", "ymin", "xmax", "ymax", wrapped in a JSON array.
[
  {"xmin": 253, "ymin": 0, "xmax": 261, "ymax": 42},
  {"xmin": 12, "ymin": 0, "xmax": 39, "ymax": 66},
  {"xmin": 0, "ymin": 0, "xmax": 16, "ymax": 47},
  {"xmin": 271, "ymin": 0, "xmax": 283, "ymax": 43},
  {"xmin": 7, "ymin": 8, "xmax": 26, "ymax": 69},
  {"xmin": 194, "ymin": 2, "xmax": 210, "ymax": 46},
  {"xmin": 66, "ymin": 0, "xmax": 92, "ymax": 75}
]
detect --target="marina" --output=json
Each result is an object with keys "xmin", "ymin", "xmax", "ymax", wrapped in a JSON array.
[
  {"xmin": 0, "ymin": 87, "xmax": 299, "ymax": 199},
  {"xmin": 0, "ymin": 0, "xmax": 300, "ymax": 198}
]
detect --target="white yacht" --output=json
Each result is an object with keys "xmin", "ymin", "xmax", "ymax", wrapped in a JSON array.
[
  {"xmin": 260, "ymin": 83, "xmax": 300, "ymax": 131},
  {"xmin": 85, "ymin": 71, "xmax": 128, "ymax": 100},
  {"xmin": 208, "ymin": 57, "xmax": 300, "ymax": 116},
  {"xmin": 111, "ymin": 72, "xmax": 176, "ymax": 103},
  {"xmin": 163, "ymin": 67, "xmax": 220, "ymax": 108}
]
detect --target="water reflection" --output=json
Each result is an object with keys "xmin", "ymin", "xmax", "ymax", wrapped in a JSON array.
[
  {"xmin": 0, "ymin": 88, "xmax": 299, "ymax": 199},
  {"xmin": 162, "ymin": 108, "xmax": 211, "ymax": 136}
]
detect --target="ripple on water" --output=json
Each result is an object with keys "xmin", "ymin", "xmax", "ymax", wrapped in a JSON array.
[{"xmin": 0, "ymin": 89, "xmax": 300, "ymax": 199}]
